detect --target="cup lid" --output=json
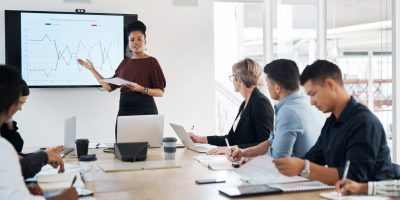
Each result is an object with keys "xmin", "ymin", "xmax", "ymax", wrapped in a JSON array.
[
  {"xmin": 79, "ymin": 154, "xmax": 97, "ymax": 161},
  {"xmin": 162, "ymin": 137, "xmax": 177, "ymax": 142}
]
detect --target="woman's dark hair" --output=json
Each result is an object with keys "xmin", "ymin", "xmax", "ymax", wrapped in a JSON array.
[
  {"xmin": 300, "ymin": 60, "xmax": 343, "ymax": 86},
  {"xmin": 21, "ymin": 79, "xmax": 30, "ymax": 96},
  {"xmin": 126, "ymin": 20, "xmax": 147, "ymax": 37},
  {"xmin": 264, "ymin": 59, "xmax": 300, "ymax": 91},
  {"xmin": 0, "ymin": 65, "xmax": 22, "ymax": 114}
]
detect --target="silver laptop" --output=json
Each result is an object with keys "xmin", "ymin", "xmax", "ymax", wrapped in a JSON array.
[
  {"xmin": 60, "ymin": 116, "xmax": 76, "ymax": 158},
  {"xmin": 169, "ymin": 123, "xmax": 215, "ymax": 153},
  {"xmin": 117, "ymin": 115, "xmax": 164, "ymax": 147}
]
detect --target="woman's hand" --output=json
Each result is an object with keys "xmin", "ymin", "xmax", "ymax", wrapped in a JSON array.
[
  {"xmin": 207, "ymin": 147, "xmax": 229, "ymax": 155},
  {"xmin": 77, "ymin": 59, "xmax": 95, "ymax": 71},
  {"xmin": 124, "ymin": 82, "xmax": 144, "ymax": 93},
  {"xmin": 189, "ymin": 133, "xmax": 207, "ymax": 144}
]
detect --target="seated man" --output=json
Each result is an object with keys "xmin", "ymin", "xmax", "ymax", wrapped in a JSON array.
[
  {"xmin": 273, "ymin": 60, "xmax": 394, "ymax": 185},
  {"xmin": 1, "ymin": 79, "xmax": 65, "ymax": 179},
  {"xmin": 231, "ymin": 59, "xmax": 324, "ymax": 160},
  {"xmin": 0, "ymin": 65, "xmax": 77, "ymax": 200},
  {"xmin": 190, "ymin": 58, "xmax": 274, "ymax": 154}
]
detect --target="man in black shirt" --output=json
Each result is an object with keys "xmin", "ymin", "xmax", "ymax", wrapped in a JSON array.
[{"xmin": 273, "ymin": 60, "xmax": 394, "ymax": 185}]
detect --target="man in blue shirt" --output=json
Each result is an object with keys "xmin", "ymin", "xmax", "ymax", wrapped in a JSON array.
[
  {"xmin": 231, "ymin": 59, "xmax": 324, "ymax": 159},
  {"xmin": 273, "ymin": 60, "xmax": 394, "ymax": 185}
]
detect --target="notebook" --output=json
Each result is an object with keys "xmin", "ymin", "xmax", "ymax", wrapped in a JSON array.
[
  {"xmin": 193, "ymin": 155, "xmax": 234, "ymax": 170},
  {"xmin": 320, "ymin": 192, "xmax": 390, "ymax": 200},
  {"xmin": 219, "ymin": 181, "xmax": 334, "ymax": 197}
]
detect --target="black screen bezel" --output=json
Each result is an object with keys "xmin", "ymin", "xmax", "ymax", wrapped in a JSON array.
[{"xmin": 5, "ymin": 10, "xmax": 138, "ymax": 88}]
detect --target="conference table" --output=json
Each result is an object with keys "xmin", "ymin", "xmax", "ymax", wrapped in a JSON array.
[{"xmin": 62, "ymin": 147, "xmax": 334, "ymax": 200}]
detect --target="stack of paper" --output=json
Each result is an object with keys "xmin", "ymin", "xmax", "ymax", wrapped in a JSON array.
[
  {"xmin": 234, "ymin": 155, "xmax": 307, "ymax": 185},
  {"xmin": 193, "ymin": 155, "xmax": 234, "ymax": 171}
]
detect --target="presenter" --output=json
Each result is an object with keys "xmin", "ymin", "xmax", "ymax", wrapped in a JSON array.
[{"xmin": 78, "ymin": 21, "xmax": 166, "ymax": 137}]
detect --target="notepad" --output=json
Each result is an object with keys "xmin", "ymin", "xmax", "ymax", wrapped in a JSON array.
[
  {"xmin": 193, "ymin": 155, "xmax": 234, "ymax": 171},
  {"xmin": 269, "ymin": 181, "xmax": 334, "ymax": 192},
  {"xmin": 98, "ymin": 160, "xmax": 181, "ymax": 172},
  {"xmin": 320, "ymin": 192, "xmax": 390, "ymax": 200},
  {"xmin": 38, "ymin": 173, "xmax": 84, "ymax": 191}
]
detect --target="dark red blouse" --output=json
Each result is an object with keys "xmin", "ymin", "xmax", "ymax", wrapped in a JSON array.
[{"xmin": 111, "ymin": 56, "xmax": 166, "ymax": 92}]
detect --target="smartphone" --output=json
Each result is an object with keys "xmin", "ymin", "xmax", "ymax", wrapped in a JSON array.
[{"xmin": 195, "ymin": 178, "xmax": 226, "ymax": 184}]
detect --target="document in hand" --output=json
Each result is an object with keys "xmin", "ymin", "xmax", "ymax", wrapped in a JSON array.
[
  {"xmin": 320, "ymin": 192, "xmax": 390, "ymax": 200},
  {"xmin": 193, "ymin": 155, "xmax": 234, "ymax": 171},
  {"xmin": 100, "ymin": 77, "xmax": 132, "ymax": 86},
  {"xmin": 234, "ymin": 155, "xmax": 307, "ymax": 185}
]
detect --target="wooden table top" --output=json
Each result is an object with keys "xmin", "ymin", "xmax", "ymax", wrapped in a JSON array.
[{"xmin": 62, "ymin": 147, "xmax": 335, "ymax": 200}]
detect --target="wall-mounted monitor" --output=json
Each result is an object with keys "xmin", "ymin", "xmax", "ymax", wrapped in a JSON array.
[{"xmin": 5, "ymin": 10, "xmax": 137, "ymax": 87}]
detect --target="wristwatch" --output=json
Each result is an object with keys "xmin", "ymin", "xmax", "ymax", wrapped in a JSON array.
[{"xmin": 300, "ymin": 159, "xmax": 310, "ymax": 178}]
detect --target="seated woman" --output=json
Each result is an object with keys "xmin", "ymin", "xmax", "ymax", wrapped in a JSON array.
[{"xmin": 190, "ymin": 58, "xmax": 274, "ymax": 154}]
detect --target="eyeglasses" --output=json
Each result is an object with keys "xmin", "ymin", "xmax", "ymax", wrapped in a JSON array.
[{"xmin": 229, "ymin": 75, "xmax": 236, "ymax": 82}]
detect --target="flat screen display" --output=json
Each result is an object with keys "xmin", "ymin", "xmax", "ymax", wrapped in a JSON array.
[{"xmin": 5, "ymin": 10, "xmax": 137, "ymax": 87}]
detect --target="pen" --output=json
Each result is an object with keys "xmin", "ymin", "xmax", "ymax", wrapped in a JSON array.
[
  {"xmin": 191, "ymin": 125, "xmax": 195, "ymax": 131},
  {"xmin": 71, "ymin": 175, "xmax": 77, "ymax": 187},
  {"xmin": 338, "ymin": 160, "xmax": 351, "ymax": 199},
  {"xmin": 224, "ymin": 138, "xmax": 232, "ymax": 156},
  {"xmin": 96, "ymin": 143, "xmax": 100, "ymax": 148}
]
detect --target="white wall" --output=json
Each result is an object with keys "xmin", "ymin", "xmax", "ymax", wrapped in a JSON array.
[{"xmin": 0, "ymin": 0, "xmax": 216, "ymax": 146}]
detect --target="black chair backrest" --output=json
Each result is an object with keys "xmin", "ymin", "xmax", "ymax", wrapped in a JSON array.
[{"xmin": 392, "ymin": 163, "xmax": 400, "ymax": 179}]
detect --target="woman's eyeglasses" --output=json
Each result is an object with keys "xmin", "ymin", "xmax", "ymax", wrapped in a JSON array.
[{"xmin": 229, "ymin": 75, "xmax": 236, "ymax": 82}]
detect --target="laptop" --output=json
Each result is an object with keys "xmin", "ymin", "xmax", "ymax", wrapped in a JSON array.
[
  {"xmin": 169, "ymin": 123, "xmax": 215, "ymax": 153},
  {"xmin": 60, "ymin": 116, "xmax": 76, "ymax": 158},
  {"xmin": 117, "ymin": 115, "xmax": 164, "ymax": 147}
]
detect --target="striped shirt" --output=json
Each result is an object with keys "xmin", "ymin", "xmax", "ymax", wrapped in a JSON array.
[{"xmin": 368, "ymin": 180, "xmax": 400, "ymax": 197}]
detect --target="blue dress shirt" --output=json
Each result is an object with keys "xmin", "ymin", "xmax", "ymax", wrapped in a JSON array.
[{"xmin": 268, "ymin": 91, "xmax": 324, "ymax": 158}]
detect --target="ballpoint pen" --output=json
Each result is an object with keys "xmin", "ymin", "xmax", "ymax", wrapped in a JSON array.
[
  {"xmin": 338, "ymin": 160, "xmax": 351, "ymax": 200},
  {"xmin": 71, "ymin": 175, "xmax": 77, "ymax": 187},
  {"xmin": 224, "ymin": 138, "xmax": 231, "ymax": 156}
]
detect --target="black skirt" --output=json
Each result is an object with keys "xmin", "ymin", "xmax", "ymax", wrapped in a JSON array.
[{"xmin": 118, "ymin": 91, "xmax": 158, "ymax": 116}]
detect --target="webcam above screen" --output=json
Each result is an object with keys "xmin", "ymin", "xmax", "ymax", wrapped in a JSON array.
[{"xmin": 5, "ymin": 10, "xmax": 137, "ymax": 88}]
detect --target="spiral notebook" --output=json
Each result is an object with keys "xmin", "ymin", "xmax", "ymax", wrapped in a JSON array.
[{"xmin": 219, "ymin": 181, "xmax": 334, "ymax": 197}]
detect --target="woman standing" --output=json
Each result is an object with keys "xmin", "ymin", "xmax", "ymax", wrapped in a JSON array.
[
  {"xmin": 78, "ymin": 20, "xmax": 166, "ymax": 115},
  {"xmin": 78, "ymin": 20, "xmax": 166, "ymax": 138}
]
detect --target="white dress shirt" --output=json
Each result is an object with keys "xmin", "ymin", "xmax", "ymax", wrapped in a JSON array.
[
  {"xmin": 0, "ymin": 137, "xmax": 45, "ymax": 200},
  {"xmin": 368, "ymin": 180, "xmax": 400, "ymax": 197}
]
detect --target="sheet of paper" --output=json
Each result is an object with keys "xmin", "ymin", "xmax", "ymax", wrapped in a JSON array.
[
  {"xmin": 193, "ymin": 155, "xmax": 234, "ymax": 170},
  {"xmin": 320, "ymin": 192, "xmax": 390, "ymax": 200},
  {"xmin": 234, "ymin": 155, "xmax": 307, "ymax": 185},
  {"xmin": 100, "ymin": 77, "xmax": 131, "ymax": 86}
]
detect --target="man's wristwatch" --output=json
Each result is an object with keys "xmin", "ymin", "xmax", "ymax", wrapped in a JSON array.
[{"xmin": 300, "ymin": 159, "xmax": 310, "ymax": 178}]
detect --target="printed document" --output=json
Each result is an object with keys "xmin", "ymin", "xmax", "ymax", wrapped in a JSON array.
[{"xmin": 234, "ymin": 155, "xmax": 307, "ymax": 184}]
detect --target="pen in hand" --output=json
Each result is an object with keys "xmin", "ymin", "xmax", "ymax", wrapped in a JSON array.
[
  {"xmin": 224, "ymin": 138, "xmax": 232, "ymax": 157},
  {"xmin": 71, "ymin": 175, "xmax": 77, "ymax": 187},
  {"xmin": 338, "ymin": 160, "xmax": 351, "ymax": 199}
]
